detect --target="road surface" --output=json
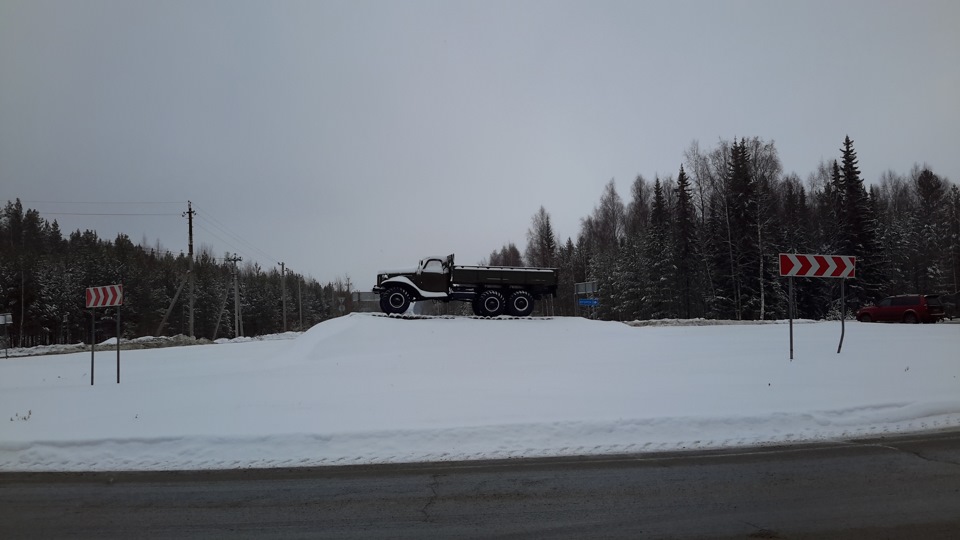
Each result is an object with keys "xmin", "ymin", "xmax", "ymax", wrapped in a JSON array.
[{"xmin": 2, "ymin": 431, "xmax": 959, "ymax": 539}]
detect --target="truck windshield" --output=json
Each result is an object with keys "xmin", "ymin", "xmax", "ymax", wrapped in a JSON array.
[{"xmin": 423, "ymin": 260, "xmax": 445, "ymax": 273}]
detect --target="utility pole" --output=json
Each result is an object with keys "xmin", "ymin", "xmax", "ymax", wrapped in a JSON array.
[
  {"xmin": 20, "ymin": 268, "xmax": 25, "ymax": 347},
  {"xmin": 278, "ymin": 262, "xmax": 287, "ymax": 332},
  {"xmin": 346, "ymin": 277, "xmax": 352, "ymax": 315},
  {"xmin": 298, "ymin": 274, "xmax": 303, "ymax": 330},
  {"xmin": 227, "ymin": 253, "xmax": 243, "ymax": 337},
  {"xmin": 183, "ymin": 201, "xmax": 196, "ymax": 338}
]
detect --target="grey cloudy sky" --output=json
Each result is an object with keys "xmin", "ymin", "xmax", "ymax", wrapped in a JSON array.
[{"xmin": 2, "ymin": 0, "xmax": 958, "ymax": 285}]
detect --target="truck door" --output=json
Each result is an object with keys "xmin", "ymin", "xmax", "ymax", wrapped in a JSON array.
[{"xmin": 417, "ymin": 258, "xmax": 448, "ymax": 293}]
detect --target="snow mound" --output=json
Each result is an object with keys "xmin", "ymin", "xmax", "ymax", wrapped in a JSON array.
[
  {"xmin": 1, "ymin": 314, "xmax": 958, "ymax": 472},
  {"xmin": 625, "ymin": 318, "xmax": 819, "ymax": 327}
]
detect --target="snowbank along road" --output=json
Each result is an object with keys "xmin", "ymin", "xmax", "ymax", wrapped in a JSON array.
[{"xmin": 1, "ymin": 314, "xmax": 958, "ymax": 472}]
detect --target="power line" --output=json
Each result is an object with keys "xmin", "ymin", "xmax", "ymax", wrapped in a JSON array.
[
  {"xmin": 192, "ymin": 203, "xmax": 278, "ymax": 263},
  {"xmin": 194, "ymin": 222, "xmax": 249, "ymax": 261},
  {"xmin": 24, "ymin": 199, "xmax": 275, "ymax": 269},
  {"xmin": 23, "ymin": 200, "xmax": 183, "ymax": 216},
  {"xmin": 141, "ymin": 246, "xmax": 227, "ymax": 263},
  {"xmin": 37, "ymin": 212, "xmax": 181, "ymax": 216},
  {"xmin": 144, "ymin": 248, "xmax": 184, "ymax": 258},
  {"xmin": 23, "ymin": 200, "xmax": 183, "ymax": 205}
]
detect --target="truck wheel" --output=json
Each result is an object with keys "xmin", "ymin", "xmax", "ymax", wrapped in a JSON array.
[
  {"xmin": 382, "ymin": 287, "xmax": 411, "ymax": 314},
  {"xmin": 478, "ymin": 290, "xmax": 506, "ymax": 317},
  {"xmin": 507, "ymin": 290, "xmax": 535, "ymax": 317}
]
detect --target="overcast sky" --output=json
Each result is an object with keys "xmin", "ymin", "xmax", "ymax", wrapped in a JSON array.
[{"xmin": 2, "ymin": 0, "xmax": 958, "ymax": 286}]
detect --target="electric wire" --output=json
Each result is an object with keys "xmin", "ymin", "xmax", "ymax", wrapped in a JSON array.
[
  {"xmin": 194, "ymin": 222, "xmax": 255, "ymax": 263},
  {"xmin": 21, "ymin": 199, "xmax": 276, "ymax": 270},
  {"xmin": 22, "ymin": 200, "xmax": 184, "ymax": 205},
  {"xmin": 195, "ymin": 215, "xmax": 275, "ymax": 263},
  {"xmin": 191, "ymin": 203, "xmax": 278, "ymax": 263},
  {"xmin": 35, "ymin": 212, "xmax": 181, "ymax": 216}
]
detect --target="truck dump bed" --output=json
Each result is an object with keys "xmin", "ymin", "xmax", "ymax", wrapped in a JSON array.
[{"xmin": 451, "ymin": 265, "xmax": 557, "ymax": 288}]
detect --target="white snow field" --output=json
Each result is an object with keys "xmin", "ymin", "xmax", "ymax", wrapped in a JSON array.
[{"xmin": 1, "ymin": 313, "xmax": 958, "ymax": 472}]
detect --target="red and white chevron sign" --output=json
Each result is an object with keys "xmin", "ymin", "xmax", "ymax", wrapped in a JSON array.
[
  {"xmin": 86, "ymin": 284, "xmax": 123, "ymax": 308},
  {"xmin": 779, "ymin": 253, "xmax": 855, "ymax": 278}
]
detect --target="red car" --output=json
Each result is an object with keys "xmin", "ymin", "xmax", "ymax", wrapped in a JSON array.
[{"xmin": 856, "ymin": 294, "xmax": 946, "ymax": 323}]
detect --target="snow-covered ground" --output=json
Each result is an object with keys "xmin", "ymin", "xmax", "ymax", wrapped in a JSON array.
[{"xmin": 1, "ymin": 314, "xmax": 958, "ymax": 472}]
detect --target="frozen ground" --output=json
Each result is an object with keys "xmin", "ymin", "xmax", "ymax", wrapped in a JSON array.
[{"xmin": 1, "ymin": 313, "xmax": 958, "ymax": 472}]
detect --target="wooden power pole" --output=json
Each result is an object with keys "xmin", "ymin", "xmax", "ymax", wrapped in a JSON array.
[
  {"xmin": 183, "ymin": 201, "xmax": 196, "ymax": 338},
  {"xmin": 278, "ymin": 262, "xmax": 287, "ymax": 332},
  {"xmin": 226, "ymin": 253, "xmax": 243, "ymax": 337}
]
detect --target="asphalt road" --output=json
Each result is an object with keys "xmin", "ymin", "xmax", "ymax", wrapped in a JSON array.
[{"xmin": 2, "ymin": 431, "xmax": 959, "ymax": 539}]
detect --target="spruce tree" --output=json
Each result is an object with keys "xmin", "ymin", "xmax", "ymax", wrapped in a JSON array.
[
  {"xmin": 555, "ymin": 237, "xmax": 579, "ymax": 316},
  {"xmin": 704, "ymin": 191, "xmax": 734, "ymax": 318},
  {"xmin": 614, "ymin": 236, "xmax": 648, "ymax": 320},
  {"xmin": 909, "ymin": 168, "xmax": 949, "ymax": 293},
  {"xmin": 673, "ymin": 165, "xmax": 698, "ymax": 318},
  {"xmin": 948, "ymin": 185, "xmax": 960, "ymax": 296},
  {"xmin": 724, "ymin": 139, "xmax": 759, "ymax": 318},
  {"xmin": 837, "ymin": 136, "xmax": 885, "ymax": 307},
  {"xmin": 525, "ymin": 206, "xmax": 558, "ymax": 268},
  {"xmin": 645, "ymin": 178, "xmax": 673, "ymax": 318}
]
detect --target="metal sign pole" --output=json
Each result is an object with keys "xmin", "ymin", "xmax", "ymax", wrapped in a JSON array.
[
  {"xmin": 84, "ymin": 284, "xmax": 123, "ymax": 385},
  {"xmin": 780, "ymin": 253, "xmax": 856, "ymax": 359},
  {"xmin": 837, "ymin": 279, "xmax": 846, "ymax": 354},
  {"xmin": 789, "ymin": 276, "xmax": 794, "ymax": 361},
  {"xmin": 90, "ymin": 309, "xmax": 96, "ymax": 386},
  {"xmin": 116, "ymin": 305, "xmax": 121, "ymax": 384},
  {"xmin": 3, "ymin": 315, "xmax": 9, "ymax": 359}
]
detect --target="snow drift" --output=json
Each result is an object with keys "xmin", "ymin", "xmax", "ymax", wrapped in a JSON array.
[{"xmin": 1, "ymin": 314, "xmax": 958, "ymax": 472}]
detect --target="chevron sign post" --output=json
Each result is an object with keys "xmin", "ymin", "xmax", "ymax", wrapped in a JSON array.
[
  {"xmin": 779, "ymin": 253, "xmax": 857, "ymax": 359},
  {"xmin": 778, "ymin": 254, "xmax": 855, "ymax": 278},
  {"xmin": 86, "ymin": 284, "xmax": 123, "ymax": 385},
  {"xmin": 86, "ymin": 284, "xmax": 123, "ymax": 308}
]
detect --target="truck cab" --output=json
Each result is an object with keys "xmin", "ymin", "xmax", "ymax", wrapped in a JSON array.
[
  {"xmin": 373, "ymin": 256, "xmax": 454, "ymax": 314},
  {"xmin": 375, "ymin": 255, "xmax": 452, "ymax": 295},
  {"xmin": 414, "ymin": 256, "xmax": 450, "ymax": 293}
]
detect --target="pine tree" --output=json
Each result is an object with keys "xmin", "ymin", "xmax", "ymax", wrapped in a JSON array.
[
  {"xmin": 487, "ymin": 243, "xmax": 524, "ymax": 267},
  {"xmin": 554, "ymin": 237, "xmax": 579, "ymax": 316},
  {"xmin": 673, "ymin": 165, "xmax": 698, "ymax": 318},
  {"xmin": 909, "ymin": 168, "xmax": 950, "ymax": 293},
  {"xmin": 722, "ymin": 139, "xmax": 760, "ymax": 319},
  {"xmin": 525, "ymin": 206, "xmax": 558, "ymax": 268},
  {"xmin": 836, "ymin": 136, "xmax": 886, "ymax": 307},
  {"xmin": 625, "ymin": 175, "xmax": 651, "ymax": 238},
  {"xmin": 581, "ymin": 181, "xmax": 626, "ymax": 319},
  {"xmin": 613, "ymin": 236, "xmax": 648, "ymax": 320},
  {"xmin": 645, "ymin": 178, "xmax": 673, "ymax": 318},
  {"xmin": 589, "ymin": 248, "xmax": 619, "ymax": 320},
  {"xmin": 591, "ymin": 180, "xmax": 626, "ymax": 255},
  {"xmin": 947, "ymin": 185, "xmax": 960, "ymax": 297},
  {"xmin": 745, "ymin": 138, "xmax": 785, "ymax": 320},
  {"xmin": 502, "ymin": 243, "xmax": 523, "ymax": 266}
]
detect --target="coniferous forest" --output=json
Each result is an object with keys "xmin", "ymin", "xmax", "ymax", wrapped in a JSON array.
[
  {"xmin": 492, "ymin": 136, "xmax": 960, "ymax": 320},
  {"xmin": 4, "ymin": 136, "xmax": 959, "ymax": 346},
  {"xmin": 0, "ymin": 202, "xmax": 346, "ymax": 347}
]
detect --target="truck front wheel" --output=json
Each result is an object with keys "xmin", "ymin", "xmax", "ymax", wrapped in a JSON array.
[
  {"xmin": 478, "ymin": 290, "xmax": 506, "ymax": 317},
  {"xmin": 507, "ymin": 290, "xmax": 535, "ymax": 317},
  {"xmin": 382, "ymin": 287, "xmax": 411, "ymax": 314}
]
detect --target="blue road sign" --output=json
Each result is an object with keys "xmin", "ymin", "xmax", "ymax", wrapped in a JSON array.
[{"xmin": 578, "ymin": 298, "xmax": 599, "ymax": 307}]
